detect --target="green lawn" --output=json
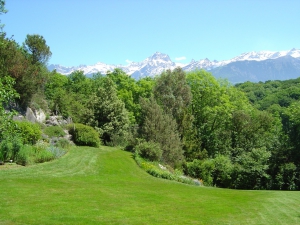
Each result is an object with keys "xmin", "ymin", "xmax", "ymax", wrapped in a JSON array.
[{"xmin": 0, "ymin": 146, "xmax": 299, "ymax": 225}]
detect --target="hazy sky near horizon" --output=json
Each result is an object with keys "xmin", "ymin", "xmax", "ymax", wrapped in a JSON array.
[{"xmin": 2, "ymin": 0, "xmax": 300, "ymax": 66}]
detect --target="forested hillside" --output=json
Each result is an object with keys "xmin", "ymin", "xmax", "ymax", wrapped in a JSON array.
[{"xmin": 0, "ymin": 0, "xmax": 299, "ymax": 190}]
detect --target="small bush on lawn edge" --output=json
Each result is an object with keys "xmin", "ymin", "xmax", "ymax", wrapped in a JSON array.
[
  {"xmin": 16, "ymin": 141, "xmax": 67, "ymax": 166},
  {"xmin": 0, "ymin": 137, "xmax": 23, "ymax": 162},
  {"xmin": 67, "ymin": 123, "xmax": 101, "ymax": 147},
  {"xmin": 134, "ymin": 152, "xmax": 202, "ymax": 186},
  {"xmin": 135, "ymin": 140, "xmax": 162, "ymax": 161}
]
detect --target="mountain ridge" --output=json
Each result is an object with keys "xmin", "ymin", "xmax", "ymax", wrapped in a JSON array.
[
  {"xmin": 211, "ymin": 55, "xmax": 300, "ymax": 83},
  {"xmin": 48, "ymin": 49, "xmax": 300, "ymax": 83}
]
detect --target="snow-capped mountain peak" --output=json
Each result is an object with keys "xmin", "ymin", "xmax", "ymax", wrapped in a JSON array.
[
  {"xmin": 48, "ymin": 48, "xmax": 300, "ymax": 79},
  {"xmin": 145, "ymin": 52, "xmax": 173, "ymax": 64},
  {"xmin": 229, "ymin": 49, "xmax": 300, "ymax": 63}
]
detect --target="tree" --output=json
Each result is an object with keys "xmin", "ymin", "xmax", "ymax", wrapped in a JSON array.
[
  {"xmin": 0, "ymin": 33, "xmax": 51, "ymax": 109},
  {"xmin": 106, "ymin": 68, "xmax": 139, "ymax": 124},
  {"xmin": 285, "ymin": 101, "xmax": 300, "ymax": 162},
  {"xmin": 45, "ymin": 71, "xmax": 68, "ymax": 99},
  {"xmin": 23, "ymin": 34, "xmax": 52, "ymax": 64},
  {"xmin": 136, "ymin": 77, "xmax": 155, "ymax": 99},
  {"xmin": 67, "ymin": 70, "xmax": 93, "ymax": 97},
  {"xmin": 274, "ymin": 162, "xmax": 297, "ymax": 190},
  {"xmin": 230, "ymin": 109, "xmax": 276, "ymax": 154},
  {"xmin": 134, "ymin": 76, "xmax": 156, "ymax": 124},
  {"xmin": 85, "ymin": 77, "xmax": 130, "ymax": 145},
  {"xmin": 212, "ymin": 154, "xmax": 233, "ymax": 188},
  {"xmin": 153, "ymin": 67, "xmax": 192, "ymax": 135},
  {"xmin": 0, "ymin": 0, "xmax": 7, "ymax": 32},
  {"xmin": 139, "ymin": 97, "xmax": 183, "ymax": 167},
  {"xmin": 104, "ymin": 69, "xmax": 156, "ymax": 125},
  {"xmin": 186, "ymin": 70, "xmax": 235, "ymax": 156},
  {"xmin": 45, "ymin": 71, "xmax": 72, "ymax": 116}
]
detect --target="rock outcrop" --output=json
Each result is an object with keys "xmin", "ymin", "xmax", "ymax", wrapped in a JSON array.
[{"xmin": 25, "ymin": 107, "xmax": 46, "ymax": 123}]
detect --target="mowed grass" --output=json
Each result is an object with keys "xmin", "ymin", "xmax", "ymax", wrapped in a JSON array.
[{"xmin": 0, "ymin": 146, "xmax": 299, "ymax": 225}]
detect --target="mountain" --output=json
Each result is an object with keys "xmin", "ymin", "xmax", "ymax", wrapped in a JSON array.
[
  {"xmin": 48, "ymin": 62, "xmax": 117, "ymax": 76},
  {"xmin": 211, "ymin": 55, "xmax": 300, "ymax": 83},
  {"xmin": 48, "ymin": 48, "xmax": 300, "ymax": 83},
  {"xmin": 128, "ymin": 52, "xmax": 177, "ymax": 79},
  {"xmin": 182, "ymin": 48, "xmax": 300, "ymax": 73},
  {"xmin": 182, "ymin": 58, "xmax": 217, "ymax": 71},
  {"xmin": 228, "ymin": 48, "xmax": 300, "ymax": 62}
]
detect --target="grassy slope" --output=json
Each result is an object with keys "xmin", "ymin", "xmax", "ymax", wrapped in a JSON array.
[{"xmin": 0, "ymin": 146, "xmax": 299, "ymax": 225}]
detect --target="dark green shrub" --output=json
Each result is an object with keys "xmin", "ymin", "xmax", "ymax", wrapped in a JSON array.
[
  {"xmin": 107, "ymin": 133, "xmax": 128, "ymax": 148},
  {"xmin": 185, "ymin": 159, "xmax": 203, "ymax": 178},
  {"xmin": 185, "ymin": 159, "xmax": 215, "ymax": 186},
  {"xmin": 0, "ymin": 140, "xmax": 12, "ymax": 162},
  {"xmin": 211, "ymin": 155, "xmax": 233, "ymax": 188},
  {"xmin": 12, "ymin": 138, "xmax": 23, "ymax": 161},
  {"xmin": 67, "ymin": 123, "xmax": 100, "ymax": 147},
  {"xmin": 0, "ymin": 151, "xmax": 3, "ymax": 162},
  {"xmin": 232, "ymin": 147, "xmax": 271, "ymax": 190},
  {"xmin": 15, "ymin": 121, "xmax": 42, "ymax": 145},
  {"xmin": 0, "ymin": 137, "xmax": 23, "ymax": 162},
  {"xmin": 275, "ymin": 162, "xmax": 297, "ymax": 190},
  {"xmin": 135, "ymin": 140, "xmax": 162, "ymax": 161},
  {"xmin": 16, "ymin": 145, "xmax": 33, "ymax": 166},
  {"xmin": 43, "ymin": 126, "xmax": 65, "ymax": 138},
  {"xmin": 124, "ymin": 127, "xmax": 138, "ymax": 152}
]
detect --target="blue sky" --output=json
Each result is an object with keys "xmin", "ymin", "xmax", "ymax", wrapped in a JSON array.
[{"xmin": 2, "ymin": 0, "xmax": 300, "ymax": 67}]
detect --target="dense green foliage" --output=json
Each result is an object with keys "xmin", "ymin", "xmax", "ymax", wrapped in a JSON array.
[
  {"xmin": 236, "ymin": 78, "xmax": 300, "ymax": 189},
  {"xmin": 236, "ymin": 78, "xmax": 300, "ymax": 111}
]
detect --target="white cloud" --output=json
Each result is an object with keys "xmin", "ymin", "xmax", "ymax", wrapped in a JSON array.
[
  {"xmin": 125, "ymin": 59, "xmax": 132, "ymax": 64},
  {"xmin": 175, "ymin": 56, "xmax": 186, "ymax": 61}
]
